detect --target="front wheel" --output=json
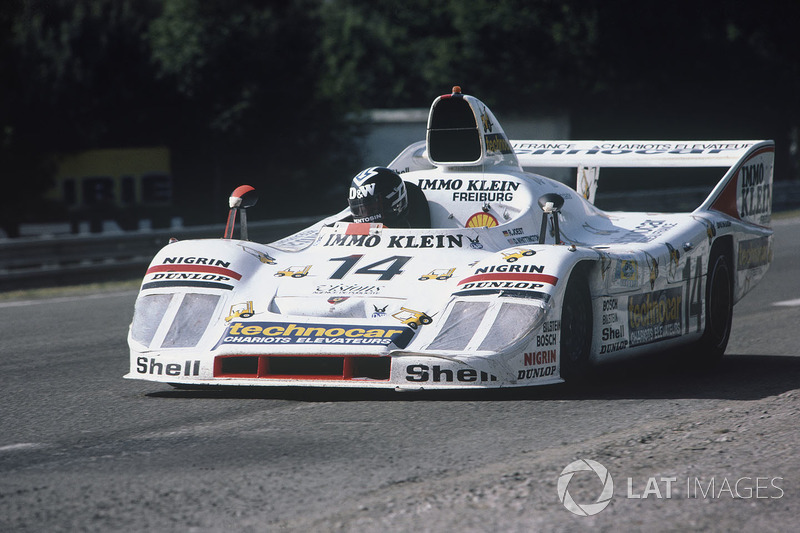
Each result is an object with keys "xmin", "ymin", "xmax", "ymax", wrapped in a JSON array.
[{"xmin": 560, "ymin": 271, "xmax": 593, "ymax": 382}]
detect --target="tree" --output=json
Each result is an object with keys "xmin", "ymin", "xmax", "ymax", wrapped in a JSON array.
[
  {"xmin": 146, "ymin": 0, "xmax": 358, "ymax": 221},
  {"xmin": 317, "ymin": 0, "xmax": 600, "ymax": 113}
]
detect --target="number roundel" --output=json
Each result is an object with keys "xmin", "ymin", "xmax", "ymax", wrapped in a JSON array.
[{"xmin": 329, "ymin": 255, "xmax": 411, "ymax": 281}]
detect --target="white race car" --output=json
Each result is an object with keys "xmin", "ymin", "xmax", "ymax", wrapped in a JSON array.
[{"xmin": 126, "ymin": 87, "xmax": 773, "ymax": 390}]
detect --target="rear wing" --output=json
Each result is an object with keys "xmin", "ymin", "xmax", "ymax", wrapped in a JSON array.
[
  {"xmin": 511, "ymin": 140, "xmax": 763, "ymax": 168},
  {"xmin": 510, "ymin": 140, "xmax": 774, "ymax": 227}
]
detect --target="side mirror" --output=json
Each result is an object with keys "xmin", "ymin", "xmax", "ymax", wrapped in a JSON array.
[
  {"xmin": 537, "ymin": 193, "xmax": 564, "ymax": 245},
  {"xmin": 224, "ymin": 185, "xmax": 258, "ymax": 240}
]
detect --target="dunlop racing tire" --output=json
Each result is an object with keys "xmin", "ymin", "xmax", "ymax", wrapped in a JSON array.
[
  {"xmin": 690, "ymin": 246, "xmax": 733, "ymax": 367},
  {"xmin": 560, "ymin": 269, "xmax": 593, "ymax": 382}
]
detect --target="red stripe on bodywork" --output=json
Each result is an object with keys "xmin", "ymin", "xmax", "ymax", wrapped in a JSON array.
[
  {"xmin": 146, "ymin": 264, "xmax": 242, "ymax": 280},
  {"xmin": 457, "ymin": 272, "xmax": 558, "ymax": 286}
]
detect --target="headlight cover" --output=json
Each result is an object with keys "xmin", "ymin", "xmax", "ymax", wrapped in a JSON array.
[{"xmin": 425, "ymin": 297, "xmax": 549, "ymax": 354}]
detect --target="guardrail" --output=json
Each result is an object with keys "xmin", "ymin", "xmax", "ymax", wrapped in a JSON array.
[
  {"xmin": 2, "ymin": 182, "xmax": 799, "ymax": 291},
  {"xmin": 0, "ymin": 216, "xmax": 318, "ymax": 290}
]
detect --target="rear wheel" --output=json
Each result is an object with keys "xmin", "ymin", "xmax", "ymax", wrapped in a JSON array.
[
  {"xmin": 560, "ymin": 271, "xmax": 593, "ymax": 382},
  {"xmin": 691, "ymin": 248, "xmax": 733, "ymax": 366}
]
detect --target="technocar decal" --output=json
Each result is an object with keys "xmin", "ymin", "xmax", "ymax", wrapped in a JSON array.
[
  {"xmin": 217, "ymin": 322, "xmax": 414, "ymax": 348},
  {"xmin": 485, "ymin": 133, "xmax": 513, "ymax": 155},
  {"xmin": 274, "ymin": 266, "xmax": 311, "ymax": 278},
  {"xmin": 466, "ymin": 212, "xmax": 498, "ymax": 228},
  {"xmin": 627, "ymin": 288, "xmax": 683, "ymax": 347},
  {"xmin": 502, "ymin": 249, "xmax": 535, "ymax": 262},
  {"xmin": 226, "ymin": 302, "xmax": 255, "ymax": 322},
  {"xmin": 418, "ymin": 268, "xmax": 455, "ymax": 281},
  {"xmin": 737, "ymin": 237, "xmax": 771, "ymax": 270},
  {"xmin": 392, "ymin": 307, "xmax": 433, "ymax": 329}
]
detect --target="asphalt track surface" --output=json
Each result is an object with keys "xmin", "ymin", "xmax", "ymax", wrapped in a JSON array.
[{"xmin": 1, "ymin": 216, "xmax": 799, "ymax": 532}]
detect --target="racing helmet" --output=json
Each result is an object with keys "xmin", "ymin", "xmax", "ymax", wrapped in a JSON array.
[{"xmin": 348, "ymin": 167, "xmax": 409, "ymax": 226}]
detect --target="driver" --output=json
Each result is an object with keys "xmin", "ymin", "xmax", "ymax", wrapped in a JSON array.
[{"xmin": 348, "ymin": 167, "xmax": 409, "ymax": 227}]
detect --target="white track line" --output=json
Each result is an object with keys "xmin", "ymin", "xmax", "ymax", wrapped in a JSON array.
[
  {"xmin": 773, "ymin": 298, "xmax": 800, "ymax": 307},
  {"xmin": 0, "ymin": 442, "xmax": 48, "ymax": 452},
  {"xmin": 0, "ymin": 290, "xmax": 138, "ymax": 309}
]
